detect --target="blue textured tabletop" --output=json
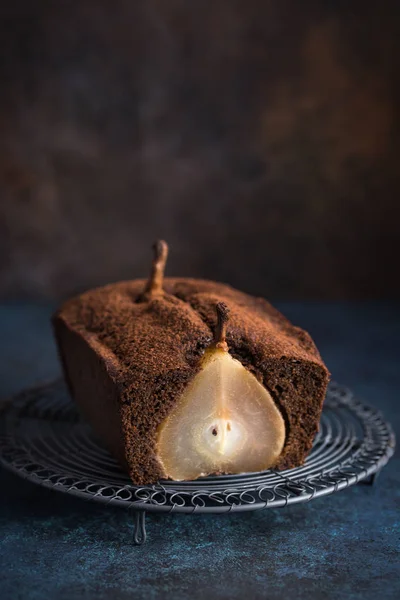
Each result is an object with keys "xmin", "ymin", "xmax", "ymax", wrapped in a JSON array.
[{"xmin": 0, "ymin": 303, "xmax": 399, "ymax": 600}]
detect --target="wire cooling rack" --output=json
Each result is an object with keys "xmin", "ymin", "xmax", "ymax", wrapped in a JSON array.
[{"xmin": 0, "ymin": 380, "xmax": 395, "ymax": 544}]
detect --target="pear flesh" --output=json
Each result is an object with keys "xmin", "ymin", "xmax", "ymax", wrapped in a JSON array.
[{"xmin": 156, "ymin": 349, "xmax": 286, "ymax": 481}]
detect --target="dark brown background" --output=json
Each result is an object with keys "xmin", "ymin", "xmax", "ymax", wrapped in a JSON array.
[{"xmin": 0, "ymin": 0, "xmax": 399, "ymax": 300}]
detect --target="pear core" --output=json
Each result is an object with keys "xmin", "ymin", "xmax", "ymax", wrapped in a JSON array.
[{"xmin": 156, "ymin": 348, "xmax": 286, "ymax": 481}]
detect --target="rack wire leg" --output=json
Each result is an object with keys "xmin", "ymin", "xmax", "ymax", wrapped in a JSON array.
[
  {"xmin": 360, "ymin": 470, "xmax": 381, "ymax": 486},
  {"xmin": 132, "ymin": 510, "xmax": 147, "ymax": 545}
]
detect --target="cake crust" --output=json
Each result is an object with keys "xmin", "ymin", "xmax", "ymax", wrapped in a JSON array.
[{"xmin": 53, "ymin": 278, "xmax": 330, "ymax": 485}]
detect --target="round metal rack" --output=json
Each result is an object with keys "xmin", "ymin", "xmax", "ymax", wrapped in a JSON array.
[{"xmin": 0, "ymin": 379, "xmax": 395, "ymax": 544}]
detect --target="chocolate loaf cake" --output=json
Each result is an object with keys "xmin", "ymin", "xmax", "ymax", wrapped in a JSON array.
[{"xmin": 53, "ymin": 241, "xmax": 329, "ymax": 485}]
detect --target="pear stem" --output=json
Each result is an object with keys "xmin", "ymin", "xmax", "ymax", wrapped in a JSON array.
[
  {"xmin": 143, "ymin": 240, "xmax": 169, "ymax": 298},
  {"xmin": 214, "ymin": 302, "xmax": 230, "ymax": 352}
]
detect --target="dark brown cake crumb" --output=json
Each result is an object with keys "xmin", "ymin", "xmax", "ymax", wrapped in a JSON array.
[{"xmin": 53, "ymin": 275, "xmax": 330, "ymax": 485}]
